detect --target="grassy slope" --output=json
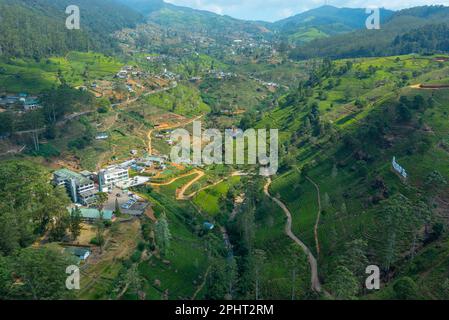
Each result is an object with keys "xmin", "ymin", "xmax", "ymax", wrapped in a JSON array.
[
  {"xmin": 200, "ymin": 75, "xmax": 270, "ymax": 113},
  {"xmin": 144, "ymin": 83, "xmax": 210, "ymax": 116},
  {"xmin": 0, "ymin": 52, "xmax": 122, "ymax": 94},
  {"xmin": 193, "ymin": 176, "xmax": 241, "ymax": 216},
  {"xmin": 138, "ymin": 187, "xmax": 211, "ymax": 300},
  {"xmin": 261, "ymin": 54, "xmax": 449, "ymax": 297}
]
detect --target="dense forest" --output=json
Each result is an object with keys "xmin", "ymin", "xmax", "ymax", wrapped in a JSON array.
[
  {"xmin": 0, "ymin": 0, "xmax": 143, "ymax": 58},
  {"xmin": 289, "ymin": 6, "xmax": 449, "ymax": 60}
]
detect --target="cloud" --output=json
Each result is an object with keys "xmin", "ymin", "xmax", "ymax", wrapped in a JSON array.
[{"xmin": 164, "ymin": 0, "xmax": 449, "ymax": 21}]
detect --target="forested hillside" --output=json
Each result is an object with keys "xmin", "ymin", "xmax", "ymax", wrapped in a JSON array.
[
  {"xmin": 0, "ymin": 0, "xmax": 143, "ymax": 58},
  {"xmin": 274, "ymin": 5, "xmax": 394, "ymax": 44},
  {"xmin": 118, "ymin": 0, "xmax": 272, "ymax": 42},
  {"xmin": 289, "ymin": 5, "xmax": 449, "ymax": 59}
]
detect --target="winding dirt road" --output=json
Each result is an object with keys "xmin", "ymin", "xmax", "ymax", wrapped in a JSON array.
[
  {"xmin": 178, "ymin": 171, "xmax": 248, "ymax": 200},
  {"xmin": 176, "ymin": 170, "xmax": 205, "ymax": 200},
  {"xmin": 151, "ymin": 170, "xmax": 247, "ymax": 201},
  {"xmin": 264, "ymin": 179, "xmax": 322, "ymax": 293},
  {"xmin": 306, "ymin": 177, "xmax": 322, "ymax": 257},
  {"xmin": 149, "ymin": 170, "xmax": 201, "ymax": 187},
  {"xmin": 148, "ymin": 169, "xmax": 207, "ymax": 200}
]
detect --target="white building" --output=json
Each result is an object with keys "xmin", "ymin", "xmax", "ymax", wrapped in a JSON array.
[
  {"xmin": 116, "ymin": 176, "xmax": 150, "ymax": 190},
  {"xmin": 99, "ymin": 166, "xmax": 129, "ymax": 192},
  {"xmin": 53, "ymin": 169, "xmax": 97, "ymax": 205}
]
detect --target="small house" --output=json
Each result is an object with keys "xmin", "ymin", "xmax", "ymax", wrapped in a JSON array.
[
  {"xmin": 22, "ymin": 97, "xmax": 41, "ymax": 111},
  {"xmin": 203, "ymin": 222, "xmax": 215, "ymax": 231},
  {"xmin": 66, "ymin": 247, "xmax": 91, "ymax": 261},
  {"xmin": 95, "ymin": 133, "xmax": 109, "ymax": 140}
]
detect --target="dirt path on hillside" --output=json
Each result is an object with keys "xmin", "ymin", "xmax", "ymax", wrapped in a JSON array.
[
  {"xmin": 264, "ymin": 179, "xmax": 322, "ymax": 293},
  {"xmin": 147, "ymin": 129, "xmax": 154, "ymax": 155},
  {"xmin": 150, "ymin": 169, "xmax": 247, "ymax": 201},
  {"xmin": 149, "ymin": 170, "xmax": 201, "ymax": 187},
  {"xmin": 409, "ymin": 83, "xmax": 449, "ymax": 90},
  {"xmin": 306, "ymin": 177, "xmax": 322, "ymax": 257},
  {"xmin": 191, "ymin": 265, "xmax": 212, "ymax": 300},
  {"xmin": 178, "ymin": 171, "xmax": 248, "ymax": 201},
  {"xmin": 176, "ymin": 170, "xmax": 205, "ymax": 200}
]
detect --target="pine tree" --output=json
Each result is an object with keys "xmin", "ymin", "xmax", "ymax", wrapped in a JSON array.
[
  {"xmin": 114, "ymin": 198, "xmax": 122, "ymax": 216},
  {"xmin": 155, "ymin": 212, "xmax": 171, "ymax": 257},
  {"xmin": 69, "ymin": 208, "xmax": 82, "ymax": 241},
  {"xmin": 332, "ymin": 163, "xmax": 338, "ymax": 179},
  {"xmin": 341, "ymin": 202, "xmax": 348, "ymax": 215},
  {"xmin": 323, "ymin": 193, "xmax": 331, "ymax": 210}
]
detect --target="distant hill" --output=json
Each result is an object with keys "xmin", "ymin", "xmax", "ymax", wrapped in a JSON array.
[
  {"xmin": 289, "ymin": 5, "xmax": 449, "ymax": 59},
  {"xmin": 118, "ymin": 3, "xmax": 394, "ymax": 44},
  {"xmin": 121, "ymin": 0, "xmax": 271, "ymax": 39},
  {"xmin": 0, "ymin": 0, "xmax": 144, "ymax": 58},
  {"xmin": 276, "ymin": 6, "xmax": 393, "ymax": 34},
  {"xmin": 273, "ymin": 5, "xmax": 394, "ymax": 44}
]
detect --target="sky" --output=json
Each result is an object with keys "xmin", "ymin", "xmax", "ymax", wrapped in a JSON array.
[{"xmin": 163, "ymin": 0, "xmax": 449, "ymax": 22}]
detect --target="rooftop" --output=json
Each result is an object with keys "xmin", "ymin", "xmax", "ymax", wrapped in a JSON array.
[
  {"xmin": 54, "ymin": 168, "xmax": 93, "ymax": 186},
  {"xmin": 68, "ymin": 208, "xmax": 114, "ymax": 221},
  {"xmin": 65, "ymin": 247, "xmax": 91, "ymax": 257}
]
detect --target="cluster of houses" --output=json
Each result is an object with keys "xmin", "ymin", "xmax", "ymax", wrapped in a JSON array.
[
  {"xmin": 115, "ymin": 65, "xmax": 146, "ymax": 80},
  {"xmin": 116, "ymin": 66, "xmax": 133, "ymax": 79},
  {"xmin": 154, "ymin": 130, "xmax": 176, "ymax": 147},
  {"xmin": 161, "ymin": 68, "xmax": 179, "ymax": 81},
  {"xmin": 0, "ymin": 93, "xmax": 41, "ymax": 112}
]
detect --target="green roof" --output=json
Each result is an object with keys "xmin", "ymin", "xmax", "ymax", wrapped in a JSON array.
[
  {"xmin": 55, "ymin": 169, "xmax": 92, "ymax": 186},
  {"xmin": 68, "ymin": 208, "xmax": 113, "ymax": 220},
  {"xmin": 24, "ymin": 98, "xmax": 39, "ymax": 105}
]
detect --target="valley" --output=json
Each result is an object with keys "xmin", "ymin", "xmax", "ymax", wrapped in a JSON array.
[{"xmin": 0, "ymin": 0, "xmax": 448, "ymax": 302}]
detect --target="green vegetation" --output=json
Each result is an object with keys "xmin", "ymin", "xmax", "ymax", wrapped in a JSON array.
[
  {"xmin": 200, "ymin": 76, "xmax": 270, "ymax": 114},
  {"xmin": 144, "ymin": 83, "xmax": 210, "ymax": 116},
  {"xmin": 136, "ymin": 190, "xmax": 210, "ymax": 300},
  {"xmin": 2, "ymin": 0, "xmax": 449, "ymax": 302},
  {"xmin": 193, "ymin": 176, "xmax": 241, "ymax": 216},
  {"xmin": 289, "ymin": 6, "xmax": 449, "ymax": 60},
  {"xmin": 0, "ymin": 0, "xmax": 143, "ymax": 59},
  {"xmin": 0, "ymin": 52, "xmax": 122, "ymax": 93},
  {"xmin": 259, "ymin": 54, "xmax": 449, "ymax": 299}
]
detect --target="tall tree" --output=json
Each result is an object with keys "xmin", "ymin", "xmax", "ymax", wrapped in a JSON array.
[
  {"xmin": 327, "ymin": 266, "xmax": 359, "ymax": 300},
  {"xmin": 155, "ymin": 211, "xmax": 171, "ymax": 257},
  {"xmin": 0, "ymin": 161, "xmax": 69, "ymax": 254},
  {"xmin": 10, "ymin": 246, "xmax": 76, "ymax": 300},
  {"xmin": 22, "ymin": 110, "xmax": 45, "ymax": 152},
  {"xmin": 69, "ymin": 208, "xmax": 82, "ymax": 241}
]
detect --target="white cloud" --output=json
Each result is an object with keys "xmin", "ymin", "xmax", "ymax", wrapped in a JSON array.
[{"xmin": 164, "ymin": 0, "xmax": 449, "ymax": 21}]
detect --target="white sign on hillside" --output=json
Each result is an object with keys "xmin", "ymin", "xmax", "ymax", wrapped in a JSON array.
[{"xmin": 392, "ymin": 157, "xmax": 407, "ymax": 179}]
